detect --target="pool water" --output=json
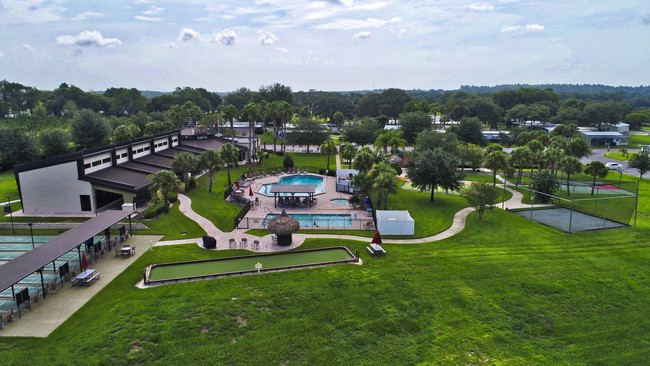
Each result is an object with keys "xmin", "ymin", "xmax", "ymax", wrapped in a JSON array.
[
  {"xmin": 258, "ymin": 174, "xmax": 325, "ymax": 196},
  {"xmin": 330, "ymin": 198, "xmax": 349, "ymax": 205},
  {"xmin": 263, "ymin": 213, "xmax": 352, "ymax": 228}
]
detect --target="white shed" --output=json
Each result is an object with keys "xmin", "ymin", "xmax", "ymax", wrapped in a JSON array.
[{"xmin": 376, "ymin": 210, "xmax": 414, "ymax": 235}]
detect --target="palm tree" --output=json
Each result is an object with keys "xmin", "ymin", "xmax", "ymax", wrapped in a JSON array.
[
  {"xmin": 619, "ymin": 148, "xmax": 628, "ymax": 160},
  {"xmin": 368, "ymin": 162, "xmax": 397, "ymax": 209},
  {"xmin": 386, "ymin": 130, "xmax": 407, "ymax": 154},
  {"xmin": 485, "ymin": 150, "xmax": 509, "ymax": 186},
  {"xmin": 320, "ymin": 138, "xmax": 338, "ymax": 172},
  {"xmin": 510, "ymin": 146, "xmax": 531, "ymax": 186},
  {"xmin": 540, "ymin": 147, "xmax": 563, "ymax": 175},
  {"xmin": 242, "ymin": 102, "xmax": 260, "ymax": 171},
  {"xmin": 353, "ymin": 146, "xmax": 376, "ymax": 172},
  {"xmin": 340, "ymin": 142, "xmax": 358, "ymax": 168},
  {"xmin": 275, "ymin": 101, "xmax": 293, "ymax": 154},
  {"xmin": 526, "ymin": 139, "xmax": 544, "ymax": 176},
  {"xmin": 558, "ymin": 156, "xmax": 582, "ymax": 195},
  {"xmin": 220, "ymin": 142, "xmax": 240, "ymax": 186},
  {"xmin": 148, "ymin": 170, "xmax": 179, "ymax": 214},
  {"xmin": 200, "ymin": 149, "xmax": 222, "ymax": 192},
  {"xmin": 258, "ymin": 101, "xmax": 270, "ymax": 151},
  {"xmin": 584, "ymin": 161, "xmax": 608, "ymax": 195},
  {"xmin": 171, "ymin": 151, "xmax": 199, "ymax": 185},
  {"xmin": 221, "ymin": 104, "xmax": 238, "ymax": 143},
  {"xmin": 629, "ymin": 152, "xmax": 650, "ymax": 180},
  {"xmin": 374, "ymin": 132, "xmax": 390, "ymax": 153}
]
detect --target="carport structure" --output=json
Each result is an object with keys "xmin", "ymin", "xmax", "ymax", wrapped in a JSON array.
[
  {"xmin": 0, "ymin": 210, "xmax": 133, "ymax": 313},
  {"xmin": 269, "ymin": 185, "xmax": 317, "ymax": 208}
]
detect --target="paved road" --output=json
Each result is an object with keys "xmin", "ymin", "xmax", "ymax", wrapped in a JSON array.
[{"xmin": 583, "ymin": 148, "xmax": 639, "ymax": 177}]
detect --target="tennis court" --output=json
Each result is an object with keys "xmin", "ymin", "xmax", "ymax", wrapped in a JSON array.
[{"xmin": 514, "ymin": 207, "xmax": 627, "ymax": 233}]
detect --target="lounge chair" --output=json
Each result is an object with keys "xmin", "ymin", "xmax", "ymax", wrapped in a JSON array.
[
  {"xmin": 229, "ymin": 238, "xmax": 236, "ymax": 249},
  {"xmin": 240, "ymin": 238, "xmax": 247, "ymax": 248}
]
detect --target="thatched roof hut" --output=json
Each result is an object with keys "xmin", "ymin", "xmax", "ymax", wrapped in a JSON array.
[{"xmin": 267, "ymin": 210, "xmax": 300, "ymax": 246}]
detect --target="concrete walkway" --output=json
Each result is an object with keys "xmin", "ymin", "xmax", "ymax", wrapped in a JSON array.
[{"xmin": 157, "ymin": 170, "xmax": 532, "ymax": 248}]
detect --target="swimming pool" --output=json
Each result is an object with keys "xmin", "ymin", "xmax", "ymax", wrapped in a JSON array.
[
  {"xmin": 262, "ymin": 213, "xmax": 352, "ymax": 228},
  {"xmin": 257, "ymin": 174, "xmax": 325, "ymax": 196},
  {"xmin": 330, "ymin": 198, "xmax": 349, "ymax": 205}
]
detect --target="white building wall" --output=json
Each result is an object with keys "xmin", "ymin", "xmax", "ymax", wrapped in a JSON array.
[
  {"xmin": 131, "ymin": 142, "xmax": 152, "ymax": 159},
  {"xmin": 115, "ymin": 148, "xmax": 129, "ymax": 164},
  {"xmin": 83, "ymin": 152, "xmax": 113, "ymax": 174},
  {"xmin": 153, "ymin": 138, "xmax": 169, "ymax": 152},
  {"xmin": 19, "ymin": 161, "xmax": 94, "ymax": 215}
]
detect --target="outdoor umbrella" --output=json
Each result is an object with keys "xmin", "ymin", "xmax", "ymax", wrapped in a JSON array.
[
  {"xmin": 249, "ymin": 187, "xmax": 254, "ymax": 197},
  {"xmin": 371, "ymin": 230, "xmax": 382, "ymax": 244},
  {"xmin": 81, "ymin": 252, "xmax": 88, "ymax": 271}
]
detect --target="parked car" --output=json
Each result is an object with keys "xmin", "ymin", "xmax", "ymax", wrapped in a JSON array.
[{"xmin": 605, "ymin": 162, "xmax": 623, "ymax": 170}]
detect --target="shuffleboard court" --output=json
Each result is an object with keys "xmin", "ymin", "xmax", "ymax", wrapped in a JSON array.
[
  {"xmin": 514, "ymin": 207, "xmax": 627, "ymax": 233},
  {"xmin": 145, "ymin": 247, "xmax": 358, "ymax": 286}
]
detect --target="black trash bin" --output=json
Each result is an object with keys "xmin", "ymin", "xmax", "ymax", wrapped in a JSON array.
[{"xmin": 202, "ymin": 235, "xmax": 217, "ymax": 249}]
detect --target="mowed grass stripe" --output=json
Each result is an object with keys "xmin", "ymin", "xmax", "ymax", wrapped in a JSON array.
[{"xmin": 149, "ymin": 248, "xmax": 355, "ymax": 281}]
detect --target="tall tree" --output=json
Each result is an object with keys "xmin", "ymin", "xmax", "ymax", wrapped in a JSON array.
[
  {"xmin": 484, "ymin": 150, "xmax": 509, "ymax": 186},
  {"xmin": 353, "ymin": 146, "xmax": 377, "ymax": 172},
  {"xmin": 220, "ymin": 142, "xmax": 240, "ymax": 186},
  {"xmin": 171, "ymin": 152, "xmax": 199, "ymax": 185},
  {"xmin": 407, "ymin": 148, "xmax": 463, "ymax": 202},
  {"xmin": 71, "ymin": 109, "xmax": 110, "ymax": 149},
  {"xmin": 148, "ymin": 170, "xmax": 180, "ymax": 214},
  {"xmin": 242, "ymin": 102, "xmax": 260, "ymax": 170},
  {"xmin": 558, "ymin": 156, "xmax": 582, "ymax": 194},
  {"xmin": 341, "ymin": 117, "xmax": 381, "ymax": 146},
  {"xmin": 449, "ymin": 117, "xmax": 486, "ymax": 146},
  {"xmin": 509, "ymin": 146, "xmax": 531, "ymax": 186},
  {"xmin": 399, "ymin": 111, "xmax": 432, "ymax": 144},
  {"xmin": 285, "ymin": 118, "xmax": 329, "ymax": 153},
  {"xmin": 38, "ymin": 128, "xmax": 72, "ymax": 158},
  {"xmin": 368, "ymin": 162, "xmax": 397, "ymax": 210},
  {"xmin": 628, "ymin": 152, "xmax": 650, "ymax": 180},
  {"xmin": 340, "ymin": 142, "xmax": 358, "ymax": 168},
  {"xmin": 530, "ymin": 169, "xmax": 559, "ymax": 203},
  {"xmin": 199, "ymin": 149, "xmax": 222, "ymax": 192},
  {"xmin": 221, "ymin": 104, "xmax": 239, "ymax": 143},
  {"xmin": 0, "ymin": 129, "xmax": 38, "ymax": 168},
  {"xmin": 458, "ymin": 143, "xmax": 484, "ymax": 172},
  {"xmin": 320, "ymin": 138, "xmax": 338, "ymax": 172},
  {"xmin": 584, "ymin": 161, "xmax": 608, "ymax": 195}
]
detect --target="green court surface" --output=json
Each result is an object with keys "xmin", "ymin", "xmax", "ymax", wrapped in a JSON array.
[{"xmin": 147, "ymin": 247, "xmax": 356, "ymax": 283}]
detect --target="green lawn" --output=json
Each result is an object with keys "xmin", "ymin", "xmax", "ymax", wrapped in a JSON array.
[
  {"xmin": 2, "ymin": 210, "xmax": 649, "ymax": 364},
  {"xmin": 2, "ymin": 155, "xmax": 650, "ymax": 364},
  {"xmin": 0, "ymin": 169, "xmax": 19, "ymax": 202}
]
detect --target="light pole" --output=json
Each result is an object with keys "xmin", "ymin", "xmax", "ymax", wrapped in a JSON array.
[
  {"xmin": 28, "ymin": 223, "xmax": 34, "ymax": 249},
  {"xmin": 6, "ymin": 196, "xmax": 14, "ymax": 235}
]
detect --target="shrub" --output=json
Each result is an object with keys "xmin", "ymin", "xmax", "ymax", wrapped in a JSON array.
[
  {"xmin": 142, "ymin": 200, "xmax": 165, "ymax": 219},
  {"xmin": 187, "ymin": 176, "xmax": 197, "ymax": 189},
  {"xmin": 167, "ymin": 191, "xmax": 178, "ymax": 203}
]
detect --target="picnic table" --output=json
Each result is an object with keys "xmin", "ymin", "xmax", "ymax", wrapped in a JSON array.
[
  {"xmin": 73, "ymin": 269, "xmax": 100, "ymax": 286},
  {"xmin": 369, "ymin": 243, "xmax": 386, "ymax": 255}
]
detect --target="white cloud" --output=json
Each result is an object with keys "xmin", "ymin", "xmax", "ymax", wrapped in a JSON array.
[
  {"xmin": 178, "ymin": 28, "xmax": 201, "ymax": 41},
  {"xmin": 56, "ymin": 31, "xmax": 122, "ymax": 47},
  {"xmin": 213, "ymin": 29, "xmax": 237, "ymax": 46},
  {"xmin": 501, "ymin": 24, "xmax": 545, "ymax": 34},
  {"xmin": 353, "ymin": 31, "xmax": 371, "ymax": 39},
  {"xmin": 323, "ymin": 0, "xmax": 354, "ymax": 6},
  {"xmin": 162, "ymin": 42, "xmax": 177, "ymax": 49},
  {"xmin": 71, "ymin": 11, "xmax": 104, "ymax": 21},
  {"xmin": 469, "ymin": 3, "xmax": 495, "ymax": 11},
  {"xmin": 142, "ymin": 5, "xmax": 164, "ymax": 16},
  {"xmin": 276, "ymin": 47, "xmax": 288, "ymax": 52},
  {"xmin": 305, "ymin": 10, "xmax": 336, "ymax": 20},
  {"xmin": 258, "ymin": 31, "xmax": 278, "ymax": 45},
  {"xmin": 135, "ymin": 15, "xmax": 163, "ymax": 22},
  {"xmin": 0, "ymin": 51, "xmax": 4, "ymax": 60},
  {"xmin": 391, "ymin": 28, "xmax": 406, "ymax": 38},
  {"xmin": 316, "ymin": 17, "xmax": 395, "ymax": 30}
]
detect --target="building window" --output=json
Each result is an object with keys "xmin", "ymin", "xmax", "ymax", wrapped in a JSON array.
[
  {"xmin": 80, "ymin": 195, "xmax": 92, "ymax": 211},
  {"xmin": 84, "ymin": 163, "xmax": 91, "ymax": 169},
  {"xmin": 102, "ymin": 158, "xmax": 111, "ymax": 163},
  {"xmin": 91, "ymin": 160, "xmax": 101, "ymax": 167}
]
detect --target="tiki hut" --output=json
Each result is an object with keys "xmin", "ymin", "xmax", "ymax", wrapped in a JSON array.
[{"xmin": 267, "ymin": 210, "xmax": 300, "ymax": 246}]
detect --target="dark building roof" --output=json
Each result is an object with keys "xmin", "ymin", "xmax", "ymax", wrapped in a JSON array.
[
  {"xmin": 269, "ymin": 185, "xmax": 317, "ymax": 194},
  {"xmin": 118, "ymin": 161, "xmax": 160, "ymax": 174},
  {"xmin": 85, "ymin": 167, "xmax": 151, "ymax": 191},
  {"xmin": 134, "ymin": 154, "xmax": 174, "ymax": 169},
  {"xmin": 0, "ymin": 210, "xmax": 133, "ymax": 293}
]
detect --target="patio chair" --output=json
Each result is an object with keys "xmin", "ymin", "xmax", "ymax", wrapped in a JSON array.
[
  {"xmin": 229, "ymin": 238, "xmax": 236, "ymax": 249},
  {"xmin": 240, "ymin": 238, "xmax": 248, "ymax": 248},
  {"xmin": 253, "ymin": 240, "xmax": 260, "ymax": 250},
  {"xmin": 271, "ymin": 235, "xmax": 277, "ymax": 245}
]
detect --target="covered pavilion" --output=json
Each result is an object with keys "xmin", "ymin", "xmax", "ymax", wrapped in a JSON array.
[
  {"xmin": 0, "ymin": 210, "xmax": 133, "ymax": 307},
  {"xmin": 269, "ymin": 185, "xmax": 317, "ymax": 208}
]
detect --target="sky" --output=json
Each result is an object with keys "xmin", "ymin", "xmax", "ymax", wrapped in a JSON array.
[{"xmin": 0, "ymin": 0, "xmax": 648, "ymax": 93}]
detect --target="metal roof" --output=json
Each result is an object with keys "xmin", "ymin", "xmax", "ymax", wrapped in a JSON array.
[
  {"xmin": 269, "ymin": 185, "xmax": 317, "ymax": 194},
  {"xmin": 0, "ymin": 210, "xmax": 133, "ymax": 293}
]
